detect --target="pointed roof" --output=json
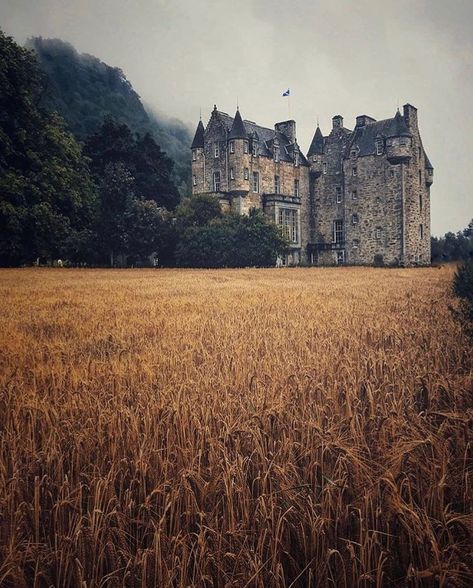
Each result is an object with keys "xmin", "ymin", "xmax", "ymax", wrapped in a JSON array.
[
  {"xmin": 228, "ymin": 108, "xmax": 248, "ymax": 140},
  {"xmin": 307, "ymin": 126, "xmax": 324, "ymax": 157},
  {"xmin": 386, "ymin": 110, "xmax": 411, "ymax": 138},
  {"xmin": 191, "ymin": 120, "xmax": 205, "ymax": 149}
]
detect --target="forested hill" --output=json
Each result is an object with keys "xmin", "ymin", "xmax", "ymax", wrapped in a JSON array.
[{"xmin": 26, "ymin": 37, "xmax": 192, "ymax": 194}]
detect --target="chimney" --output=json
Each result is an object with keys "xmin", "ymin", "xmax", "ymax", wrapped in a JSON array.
[
  {"xmin": 403, "ymin": 104, "xmax": 418, "ymax": 130},
  {"xmin": 275, "ymin": 120, "xmax": 296, "ymax": 143},
  {"xmin": 332, "ymin": 115, "xmax": 343, "ymax": 129},
  {"xmin": 356, "ymin": 115, "xmax": 376, "ymax": 128}
]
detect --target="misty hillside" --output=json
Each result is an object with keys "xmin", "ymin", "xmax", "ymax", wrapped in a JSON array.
[{"xmin": 27, "ymin": 37, "xmax": 192, "ymax": 194}]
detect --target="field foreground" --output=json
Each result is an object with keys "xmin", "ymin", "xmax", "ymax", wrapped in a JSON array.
[{"xmin": 0, "ymin": 266, "xmax": 472, "ymax": 587}]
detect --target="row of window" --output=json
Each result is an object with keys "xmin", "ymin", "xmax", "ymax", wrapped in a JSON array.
[
  {"xmin": 332, "ymin": 220, "xmax": 384, "ymax": 244},
  {"xmin": 208, "ymin": 141, "xmax": 299, "ymax": 165},
  {"xmin": 207, "ymin": 171, "xmax": 300, "ymax": 196},
  {"xmin": 332, "ymin": 222, "xmax": 424, "ymax": 243}
]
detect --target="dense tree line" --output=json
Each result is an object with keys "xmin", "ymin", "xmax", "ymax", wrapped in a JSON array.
[
  {"xmin": 0, "ymin": 30, "xmax": 288, "ymax": 268},
  {"xmin": 431, "ymin": 221, "xmax": 473, "ymax": 263}
]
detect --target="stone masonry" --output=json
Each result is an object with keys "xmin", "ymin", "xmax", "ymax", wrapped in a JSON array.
[{"xmin": 191, "ymin": 103, "xmax": 433, "ymax": 266}]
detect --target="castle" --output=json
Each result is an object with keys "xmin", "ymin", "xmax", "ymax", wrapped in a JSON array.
[{"xmin": 190, "ymin": 103, "xmax": 433, "ymax": 266}]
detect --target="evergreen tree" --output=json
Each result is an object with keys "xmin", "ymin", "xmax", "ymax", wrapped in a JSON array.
[{"xmin": 0, "ymin": 30, "xmax": 96, "ymax": 265}]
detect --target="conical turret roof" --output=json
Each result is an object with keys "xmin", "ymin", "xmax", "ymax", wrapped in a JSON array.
[
  {"xmin": 307, "ymin": 125, "xmax": 324, "ymax": 157},
  {"xmin": 191, "ymin": 120, "xmax": 205, "ymax": 149},
  {"xmin": 228, "ymin": 108, "xmax": 248, "ymax": 140}
]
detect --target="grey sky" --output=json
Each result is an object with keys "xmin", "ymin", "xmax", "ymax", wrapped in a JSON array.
[{"xmin": 1, "ymin": 0, "xmax": 472, "ymax": 235}]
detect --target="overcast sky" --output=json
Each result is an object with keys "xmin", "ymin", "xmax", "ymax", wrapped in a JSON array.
[{"xmin": 1, "ymin": 0, "xmax": 471, "ymax": 235}]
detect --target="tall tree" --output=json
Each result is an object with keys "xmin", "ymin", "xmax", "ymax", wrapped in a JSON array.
[{"xmin": 0, "ymin": 30, "xmax": 96, "ymax": 265}]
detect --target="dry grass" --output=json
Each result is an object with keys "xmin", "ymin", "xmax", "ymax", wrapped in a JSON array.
[{"xmin": 0, "ymin": 266, "xmax": 472, "ymax": 587}]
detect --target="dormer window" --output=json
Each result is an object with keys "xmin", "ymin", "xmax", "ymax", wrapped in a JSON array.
[
  {"xmin": 376, "ymin": 139, "xmax": 383, "ymax": 155},
  {"xmin": 274, "ymin": 145, "xmax": 280, "ymax": 162},
  {"xmin": 229, "ymin": 141, "xmax": 234, "ymax": 154},
  {"xmin": 243, "ymin": 141, "xmax": 249, "ymax": 154},
  {"xmin": 252, "ymin": 141, "xmax": 257, "ymax": 157},
  {"xmin": 214, "ymin": 143, "xmax": 219, "ymax": 158},
  {"xmin": 294, "ymin": 149, "xmax": 299, "ymax": 167}
]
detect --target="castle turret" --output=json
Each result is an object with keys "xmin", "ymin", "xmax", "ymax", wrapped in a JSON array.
[
  {"xmin": 228, "ymin": 108, "xmax": 250, "ymax": 194},
  {"xmin": 307, "ymin": 125, "xmax": 324, "ymax": 175},
  {"xmin": 191, "ymin": 119, "xmax": 205, "ymax": 194},
  {"xmin": 386, "ymin": 110, "xmax": 412, "ymax": 163}
]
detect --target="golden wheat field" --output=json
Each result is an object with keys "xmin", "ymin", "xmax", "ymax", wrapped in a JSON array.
[{"xmin": 0, "ymin": 266, "xmax": 472, "ymax": 587}]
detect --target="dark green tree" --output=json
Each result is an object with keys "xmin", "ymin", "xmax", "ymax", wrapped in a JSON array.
[
  {"xmin": 0, "ymin": 30, "xmax": 97, "ymax": 265},
  {"xmin": 123, "ymin": 199, "xmax": 164, "ymax": 266},
  {"xmin": 84, "ymin": 117, "xmax": 180, "ymax": 211},
  {"xmin": 175, "ymin": 207, "xmax": 288, "ymax": 268},
  {"xmin": 452, "ymin": 258, "xmax": 473, "ymax": 342}
]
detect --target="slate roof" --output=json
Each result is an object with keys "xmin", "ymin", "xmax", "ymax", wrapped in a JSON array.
[
  {"xmin": 228, "ymin": 109, "xmax": 248, "ymax": 139},
  {"xmin": 214, "ymin": 110, "xmax": 308, "ymax": 165},
  {"xmin": 349, "ymin": 112, "xmax": 411, "ymax": 157},
  {"xmin": 191, "ymin": 120, "xmax": 205, "ymax": 149},
  {"xmin": 307, "ymin": 126, "xmax": 324, "ymax": 157}
]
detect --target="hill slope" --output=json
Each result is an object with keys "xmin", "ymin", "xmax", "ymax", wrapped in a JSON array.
[{"xmin": 27, "ymin": 37, "xmax": 191, "ymax": 194}]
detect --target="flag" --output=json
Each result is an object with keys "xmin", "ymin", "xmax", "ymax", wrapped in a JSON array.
[{"xmin": 282, "ymin": 89, "xmax": 290, "ymax": 97}]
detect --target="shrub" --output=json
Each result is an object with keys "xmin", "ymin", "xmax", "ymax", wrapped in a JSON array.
[{"xmin": 452, "ymin": 258, "xmax": 473, "ymax": 341}]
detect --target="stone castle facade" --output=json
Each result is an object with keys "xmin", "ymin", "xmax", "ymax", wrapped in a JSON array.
[{"xmin": 191, "ymin": 103, "xmax": 433, "ymax": 266}]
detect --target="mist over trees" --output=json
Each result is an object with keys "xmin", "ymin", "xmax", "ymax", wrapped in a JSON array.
[{"xmin": 26, "ymin": 37, "xmax": 192, "ymax": 195}]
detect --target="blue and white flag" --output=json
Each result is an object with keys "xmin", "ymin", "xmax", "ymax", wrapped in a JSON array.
[{"xmin": 282, "ymin": 89, "xmax": 290, "ymax": 97}]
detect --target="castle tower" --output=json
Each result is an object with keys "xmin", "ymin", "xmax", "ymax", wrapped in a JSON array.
[
  {"xmin": 191, "ymin": 119, "xmax": 205, "ymax": 195},
  {"xmin": 227, "ymin": 108, "xmax": 251, "ymax": 201}
]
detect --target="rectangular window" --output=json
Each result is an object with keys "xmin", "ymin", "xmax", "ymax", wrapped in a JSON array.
[
  {"xmin": 419, "ymin": 193, "xmax": 423, "ymax": 211},
  {"xmin": 352, "ymin": 213, "xmax": 359, "ymax": 225},
  {"xmin": 376, "ymin": 228, "xmax": 382, "ymax": 239},
  {"xmin": 274, "ymin": 146, "xmax": 280, "ymax": 162},
  {"xmin": 419, "ymin": 170, "xmax": 422, "ymax": 184},
  {"xmin": 230, "ymin": 168, "xmax": 234, "ymax": 180},
  {"xmin": 418, "ymin": 146, "xmax": 421, "ymax": 158},
  {"xmin": 333, "ymin": 220, "xmax": 343, "ymax": 243},
  {"xmin": 244, "ymin": 141, "xmax": 249, "ymax": 154},
  {"xmin": 192, "ymin": 151, "xmax": 196, "ymax": 161},
  {"xmin": 419, "ymin": 224, "xmax": 424, "ymax": 239},
  {"xmin": 336, "ymin": 250, "xmax": 345, "ymax": 265},
  {"xmin": 353, "ymin": 239, "xmax": 359, "ymax": 249},
  {"xmin": 376, "ymin": 140, "xmax": 383, "ymax": 155},
  {"xmin": 352, "ymin": 189, "xmax": 358, "ymax": 200},
  {"xmin": 229, "ymin": 141, "xmax": 234, "ymax": 154},
  {"xmin": 274, "ymin": 175, "xmax": 280, "ymax": 194},
  {"xmin": 322, "ymin": 162, "xmax": 327, "ymax": 174},
  {"xmin": 278, "ymin": 208, "xmax": 298, "ymax": 243},
  {"xmin": 390, "ymin": 168, "xmax": 395, "ymax": 177},
  {"xmin": 352, "ymin": 166, "xmax": 357, "ymax": 177},
  {"xmin": 214, "ymin": 143, "xmax": 219, "ymax": 158},
  {"xmin": 192, "ymin": 175, "xmax": 196, "ymax": 186},
  {"xmin": 252, "ymin": 142, "xmax": 257, "ymax": 157},
  {"xmin": 336, "ymin": 187, "xmax": 342, "ymax": 203},
  {"xmin": 213, "ymin": 171, "xmax": 221, "ymax": 192},
  {"xmin": 252, "ymin": 172, "xmax": 259, "ymax": 193},
  {"xmin": 294, "ymin": 179, "xmax": 299, "ymax": 197},
  {"xmin": 244, "ymin": 168, "xmax": 249, "ymax": 180}
]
